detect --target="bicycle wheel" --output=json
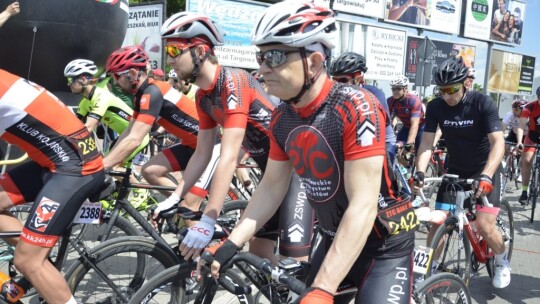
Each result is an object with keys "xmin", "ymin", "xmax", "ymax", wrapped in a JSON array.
[
  {"xmin": 128, "ymin": 263, "xmax": 254, "ymax": 304},
  {"xmin": 414, "ymin": 272, "xmax": 471, "ymax": 304},
  {"xmin": 220, "ymin": 200, "xmax": 248, "ymax": 232},
  {"xmin": 486, "ymin": 199, "xmax": 515, "ymax": 279},
  {"xmin": 65, "ymin": 236, "xmax": 179, "ymax": 304},
  {"xmin": 427, "ymin": 219, "xmax": 471, "ymax": 285},
  {"xmin": 529, "ymin": 166, "xmax": 538, "ymax": 223}
]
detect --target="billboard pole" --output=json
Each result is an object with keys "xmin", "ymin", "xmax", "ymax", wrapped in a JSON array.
[{"xmin": 483, "ymin": 42, "xmax": 493, "ymax": 95}]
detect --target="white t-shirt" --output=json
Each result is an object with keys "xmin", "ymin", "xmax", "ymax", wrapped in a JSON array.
[{"xmin": 502, "ymin": 111, "xmax": 526, "ymax": 134}]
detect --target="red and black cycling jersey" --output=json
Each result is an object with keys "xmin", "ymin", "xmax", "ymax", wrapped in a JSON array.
[
  {"xmin": 196, "ymin": 65, "xmax": 274, "ymax": 157},
  {"xmin": 424, "ymin": 91, "xmax": 502, "ymax": 173},
  {"xmin": 521, "ymin": 100, "xmax": 540, "ymax": 135},
  {"xmin": 133, "ymin": 78, "xmax": 199, "ymax": 149},
  {"xmin": 387, "ymin": 92, "xmax": 425, "ymax": 127},
  {"xmin": 270, "ymin": 78, "xmax": 414, "ymax": 258},
  {"xmin": 0, "ymin": 69, "xmax": 103, "ymax": 176}
]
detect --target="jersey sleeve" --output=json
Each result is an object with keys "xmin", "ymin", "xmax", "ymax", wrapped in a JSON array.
[
  {"xmin": 77, "ymin": 98, "xmax": 91, "ymax": 119},
  {"xmin": 481, "ymin": 95, "xmax": 503, "ymax": 133},
  {"xmin": 342, "ymin": 91, "xmax": 386, "ymax": 160},
  {"xmin": 268, "ymin": 110, "xmax": 289, "ymax": 161},
  {"xmin": 195, "ymin": 93, "xmax": 218, "ymax": 130},
  {"xmin": 424, "ymin": 100, "xmax": 439, "ymax": 133},
  {"xmin": 87, "ymin": 90, "xmax": 109, "ymax": 121},
  {"xmin": 133, "ymin": 85, "xmax": 163, "ymax": 126},
  {"xmin": 222, "ymin": 71, "xmax": 250, "ymax": 129},
  {"xmin": 409, "ymin": 96, "xmax": 423, "ymax": 118},
  {"xmin": 502, "ymin": 111, "xmax": 513, "ymax": 124}
]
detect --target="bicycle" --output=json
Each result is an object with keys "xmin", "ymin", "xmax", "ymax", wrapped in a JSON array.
[
  {"xmin": 425, "ymin": 175, "xmax": 514, "ymax": 286},
  {"xmin": 522, "ymin": 143, "xmax": 540, "ymax": 223},
  {"xmin": 129, "ymin": 249, "xmax": 472, "ymax": 304},
  {"xmin": 502, "ymin": 142, "xmax": 521, "ymax": 192}
]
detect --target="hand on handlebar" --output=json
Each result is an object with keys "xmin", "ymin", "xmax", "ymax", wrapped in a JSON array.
[
  {"xmin": 409, "ymin": 171, "xmax": 425, "ymax": 192},
  {"xmin": 516, "ymin": 143, "xmax": 524, "ymax": 153},
  {"xmin": 197, "ymin": 239, "xmax": 240, "ymax": 280},
  {"xmin": 473, "ymin": 174, "xmax": 493, "ymax": 199},
  {"xmin": 149, "ymin": 193, "xmax": 181, "ymax": 229},
  {"xmin": 179, "ymin": 214, "xmax": 216, "ymax": 260}
]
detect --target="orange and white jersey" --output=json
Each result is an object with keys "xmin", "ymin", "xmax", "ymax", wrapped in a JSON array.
[{"xmin": 0, "ymin": 69, "xmax": 103, "ymax": 175}]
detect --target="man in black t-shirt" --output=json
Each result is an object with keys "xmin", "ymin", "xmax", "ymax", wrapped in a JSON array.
[{"xmin": 413, "ymin": 57, "xmax": 510, "ymax": 288}]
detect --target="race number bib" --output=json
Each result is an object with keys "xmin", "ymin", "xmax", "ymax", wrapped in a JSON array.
[
  {"xmin": 377, "ymin": 199, "xmax": 419, "ymax": 235},
  {"xmin": 74, "ymin": 200, "xmax": 102, "ymax": 224},
  {"xmin": 132, "ymin": 152, "xmax": 150, "ymax": 166},
  {"xmin": 413, "ymin": 245, "xmax": 434, "ymax": 275}
]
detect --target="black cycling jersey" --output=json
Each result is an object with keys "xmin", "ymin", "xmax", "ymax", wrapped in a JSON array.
[{"xmin": 424, "ymin": 91, "xmax": 502, "ymax": 172}]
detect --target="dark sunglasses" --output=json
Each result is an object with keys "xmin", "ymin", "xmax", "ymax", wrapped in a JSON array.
[
  {"xmin": 66, "ymin": 76, "xmax": 80, "ymax": 86},
  {"xmin": 166, "ymin": 44, "xmax": 191, "ymax": 58},
  {"xmin": 111, "ymin": 70, "xmax": 129, "ymax": 81},
  {"xmin": 437, "ymin": 83, "xmax": 463, "ymax": 95},
  {"xmin": 391, "ymin": 87, "xmax": 404, "ymax": 92},
  {"xmin": 255, "ymin": 49, "xmax": 311, "ymax": 68}
]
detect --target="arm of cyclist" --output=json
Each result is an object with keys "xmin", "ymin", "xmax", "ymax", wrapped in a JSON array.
[
  {"xmin": 204, "ymin": 159, "xmax": 294, "ymax": 278},
  {"xmin": 84, "ymin": 116, "xmax": 100, "ymax": 133},
  {"xmin": 308, "ymin": 156, "xmax": 381, "ymax": 295},
  {"xmin": 474, "ymin": 130, "xmax": 505, "ymax": 198},
  {"xmin": 516, "ymin": 117, "xmax": 528, "ymax": 151},
  {"xmin": 412, "ymin": 131, "xmax": 436, "ymax": 190},
  {"xmin": 103, "ymin": 120, "xmax": 151, "ymax": 169},
  {"xmin": 405, "ymin": 116, "xmax": 420, "ymax": 150},
  {"xmin": 179, "ymin": 127, "xmax": 247, "ymax": 260}
]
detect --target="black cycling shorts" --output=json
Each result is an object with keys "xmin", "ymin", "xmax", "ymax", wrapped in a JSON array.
[
  {"xmin": 435, "ymin": 165, "xmax": 503, "ymax": 212},
  {"xmin": 308, "ymin": 236, "xmax": 413, "ymax": 304},
  {"xmin": 1, "ymin": 161, "xmax": 104, "ymax": 247}
]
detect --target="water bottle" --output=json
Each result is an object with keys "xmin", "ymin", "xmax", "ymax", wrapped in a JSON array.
[{"xmin": 0, "ymin": 272, "xmax": 24, "ymax": 303}]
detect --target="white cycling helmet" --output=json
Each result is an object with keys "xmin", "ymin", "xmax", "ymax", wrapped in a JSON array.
[
  {"xmin": 168, "ymin": 69, "xmax": 177, "ymax": 79},
  {"xmin": 251, "ymin": 1, "xmax": 336, "ymax": 49},
  {"xmin": 390, "ymin": 75, "xmax": 409, "ymax": 87},
  {"xmin": 161, "ymin": 12, "xmax": 225, "ymax": 47},
  {"xmin": 64, "ymin": 59, "xmax": 98, "ymax": 77}
]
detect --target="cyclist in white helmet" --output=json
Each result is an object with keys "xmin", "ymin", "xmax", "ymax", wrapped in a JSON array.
[{"xmin": 206, "ymin": 2, "xmax": 416, "ymax": 303}]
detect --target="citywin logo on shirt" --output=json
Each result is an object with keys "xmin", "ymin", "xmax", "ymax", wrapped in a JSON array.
[{"xmin": 443, "ymin": 119, "xmax": 475, "ymax": 128}]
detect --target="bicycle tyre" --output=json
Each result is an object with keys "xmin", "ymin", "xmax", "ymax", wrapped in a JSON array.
[
  {"xmin": 127, "ymin": 263, "xmax": 254, "ymax": 304},
  {"xmin": 414, "ymin": 272, "xmax": 471, "ymax": 304},
  {"xmin": 65, "ymin": 236, "xmax": 179, "ymax": 304},
  {"xmin": 530, "ymin": 166, "xmax": 538, "ymax": 223},
  {"xmin": 427, "ymin": 219, "xmax": 471, "ymax": 285}
]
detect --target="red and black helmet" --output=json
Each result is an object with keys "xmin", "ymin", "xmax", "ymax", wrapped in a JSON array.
[{"xmin": 106, "ymin": 45, "xmax": 148, "ymax": 74}]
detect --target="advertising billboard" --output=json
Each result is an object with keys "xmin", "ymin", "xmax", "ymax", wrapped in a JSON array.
[
  {"xmin": 314, "ymin": 0, "xmax": 385, "ymax": 19},
  {"xmin": 384, "ymin": 0, "xmax": 462, "ymax": 35},
  {"xmin": 488, "ymin": 49, "xmax": 535, "ymax": 95},
  {"xmin": 365, "ymin": 26, "xmax": 407, "ymax": 80},
  {"xmin": 187, "ymin": 0, "xmax": 268, "ymax": 69},
  {"xmin": 122, "ymin": 3, "xmax": 164, "ymax": 70},
  {"xmin": 464, "ymin": 0, "xmax": 526, "ymax": 46},
  {"xmin": 405, "ymin": 36, "xmax": 476, "ymax": 85}
]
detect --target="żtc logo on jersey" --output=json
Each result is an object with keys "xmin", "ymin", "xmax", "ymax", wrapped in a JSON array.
[
  {"xmin": 140, "ymin": 94, "xmax": 150, "ymax": 110},
  {"xmin": 286, "ymin": 126, "xmax": 339, "ymax": 202},
  {"xmin": 30, "ymin": 197, "xmax": 60, "ymax": 232}
]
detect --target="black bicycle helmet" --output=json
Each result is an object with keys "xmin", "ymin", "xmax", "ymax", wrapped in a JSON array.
[
  {"xmin": 434, "ymin": 57, "xmax": 469, "ymax": 86},
  {"xmin": 329, "ymin": 52, "xmax": 368, "ymax": 76}
]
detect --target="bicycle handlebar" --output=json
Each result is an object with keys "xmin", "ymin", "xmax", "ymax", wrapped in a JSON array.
[
  {"xmin": 201, "ymin": 251, "xmax": 306, "ymax": 296},
  {"xmin": 0, "ymin": 153, "xmax": 28, "ymax": 166},
  {"xmin": 418, "ymin": 174, "xmax": 493, "ymax": 208}
]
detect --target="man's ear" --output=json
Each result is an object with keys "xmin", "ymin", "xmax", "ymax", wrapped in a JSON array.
[{"xmin": 308, "ymin": 52, "xmax": 325, "ymax": 76}]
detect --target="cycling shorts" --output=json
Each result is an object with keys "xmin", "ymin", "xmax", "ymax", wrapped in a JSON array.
[
  {"xmin": 307, "ymin": 235, "xmax": 413, "ymax": 304},
  {"xmin": 396, "ymin": 124, "xmax": 424, "ymax": 152},
  {"xmin": 524, "ymin": 134, "xmax": 538, "ymax": 153},
  {"xmin": 435, "ymin": 165, "xmax": 503, "ymax": 215},
  {"xmin": 162, "ymin": 143, "xmax": 221, "ymax": 198},
  {"xmin": 0, "ymin": 161, "xmax": 104, "ymax": 247}
]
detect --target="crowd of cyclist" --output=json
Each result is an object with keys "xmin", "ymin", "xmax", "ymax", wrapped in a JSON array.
[{"xmin": 1, "ymin": 0, "xmax": 537, "ymax": 303}]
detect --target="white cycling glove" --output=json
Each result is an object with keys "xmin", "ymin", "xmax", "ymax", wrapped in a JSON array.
[
  {"xmin": 181, "ymin": 214, "xmax": 216, "ymax": 249},
  {"xmin": 153, "ymin": 193, "xmax": 180, "ymax": 216}
]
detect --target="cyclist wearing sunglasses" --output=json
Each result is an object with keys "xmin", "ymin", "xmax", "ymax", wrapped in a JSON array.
[
  {"xmin": 103, "ymin": 45, "xmax": 222, "ymax": 227},
  {"xmin": 206, "ymin": 2, "xmax": 416, "ymax": 304},
  {"xmin": 516, "ymin": 91, "xmax": 540, "ymax": 205},
  {"xmin": 329, "ymin": 52, "xmax": 396, "ymax": 164},
  {"xmin": 387, "ymin": 75, "xmax": 425, "ymax": 154},
  {"xmin": 64, "ymin": 59, "xmax": 150, "ymax": 166},
  {"xmin": 413, "ymin": 56, "xmax": 509, "ymax": 288},
  {"xmin": 160, "ymin": 12, "xmax": 313, "ymax": 263}
]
